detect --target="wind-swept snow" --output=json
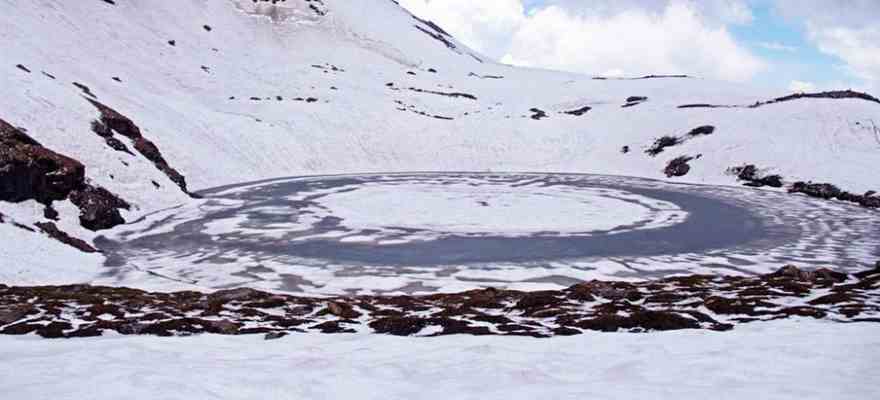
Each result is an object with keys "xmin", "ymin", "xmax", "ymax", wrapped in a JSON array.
[{"xmin": 1, "ymin": 319, "xmax": 877, "ymax": 400}]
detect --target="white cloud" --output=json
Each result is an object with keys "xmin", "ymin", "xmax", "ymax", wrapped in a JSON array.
[
  {"xmin": 400, "ymin": 0, "xmax": 765, "ymax": 82},
  {"xmin": 775, "ymin": 0, "xmax": 880, "ymax": 94},
  {"xmin": 808, "ymin": 27, "xmax": 880, "ymax": 88},
  {"xmin": 789, "ymin": 80, "xmax": 816, "ymax": 92},
  {"xmin": 398, "ymin": 0, "xmax": 524, "ymax": 60},
  {"xmin": 759, "ymin": 41, "xmax": 797, "ymax": 52}
]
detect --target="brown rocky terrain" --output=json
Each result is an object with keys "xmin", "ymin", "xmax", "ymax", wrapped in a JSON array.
[
  {"xmin": 87, "ymin": 99, "xmax": 191, "ymax": 195},
  {"xmin": 1, "ymin": 118, "xmax": 131, "ymax": 237},
  {"xmin": 1, "ymin": 264, "xmax": 877, "ymax": 339}
]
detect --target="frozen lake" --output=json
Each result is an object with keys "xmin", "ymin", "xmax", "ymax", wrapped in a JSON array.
[{"xmin": 98, "ymin": 173, "xmax": 880, "ymax": 294}]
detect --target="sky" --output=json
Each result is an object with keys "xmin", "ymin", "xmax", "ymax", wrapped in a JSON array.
[{"xmin": 399, "ymin": 0, "xmax": 880, "ymax": 94}]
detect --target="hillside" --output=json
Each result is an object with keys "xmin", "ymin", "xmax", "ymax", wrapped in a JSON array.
[
  {"xmin": 1, "ymin": 2, "xmax": 879, "ymax": 398},
  {"xmin": 1, "ymin": 0, "xmax": 879, "ymax": 282}
]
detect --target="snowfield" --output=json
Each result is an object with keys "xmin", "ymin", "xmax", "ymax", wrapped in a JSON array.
[{"xmin": 1, "ymin": 319, "xmax": 878, "ymax": 400}]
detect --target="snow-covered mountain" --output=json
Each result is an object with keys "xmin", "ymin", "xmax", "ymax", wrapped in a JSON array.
[{"xmin": 1, "ymin": 0, "xmax": 878, "ymax": 279}]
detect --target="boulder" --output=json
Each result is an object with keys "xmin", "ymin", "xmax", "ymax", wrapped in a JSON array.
[
  {"xmin": 69, "ymin": 185, "xmax": 130, "ymax": 231},
  {"xmin": 664, "ymin": 156, "xmax": 693, "ymax": 177}
]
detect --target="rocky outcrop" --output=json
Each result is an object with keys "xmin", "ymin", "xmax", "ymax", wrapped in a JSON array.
[
  {"xmin": 765, "ymin": 90, "xmax": 880, "ymax": 106},
  {"xmin": 407, "ymin": 87, "xmax": 477, "ymax": 100},
  {"xmin": 1, "ymin": 264, "xmax": 877, "ymax": 339},
  {"xmin": 789, "ymin": 181, "xmax": 879, "ymax": 209},
  {"xmin": 0, "ymin": 119, "xmax": 85, "ymax": 204},
  {"xmin": 729, "ymin": 164, "xmax": 783, "ymax": 188},
  {"xmin": 687, "ymin": 125, "xmax": 715, "ymax": 136},
  {"xmin": 1, "ymin": 118, "xmax": 130, "ymax": 231},
  {"xmin": 562, "ymin": 106, "xmax": 592, "ymax": 116},
  {"xmin": 69, "ymin": 185, "xmax": 130, "ymax": 231},
  {"xmin": 529, "ymin": 108, "xmax": 548, "ymax": 120},
  {"xmin": 622, "ymin": 96, "xmax": 647, "ymax": 108},
  {"xmin": 35, "ymin": 222, "xmax": 98, "ymax": 253},
  {"xmin": 679, "ymin": 90, "xmax": 880, "ymax": 109},
  {"xmin": 647, "ymin": 126, "xmax": 716, "ymax": 157},
  {"xmin": 664, "ymin": 156, "xmax": 694, "ymax": 177},
  {"xmin": 87, "ymin": 99, "xmax": 191, "ymax": 195},
  {"xmin": 646, "ymin": 136, "xmax": 682, "ymax": 156}
]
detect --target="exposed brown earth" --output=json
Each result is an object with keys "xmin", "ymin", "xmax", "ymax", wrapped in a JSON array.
[{"xmin": 1, "ymin": 264, "xmax": 876, "ymax": 339}]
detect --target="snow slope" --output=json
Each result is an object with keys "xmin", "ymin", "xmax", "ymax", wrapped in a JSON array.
[
  {"xmin": 0, "ymin": 0, "xmax": 878, "ymax": 279},
  {"xmin": 1, "ymin": 319, "xmax": 877, "ymax": 400}
]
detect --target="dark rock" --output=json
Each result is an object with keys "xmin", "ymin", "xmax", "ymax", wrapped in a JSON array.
[
  {"xmin": 577, "ymin": 311, "xmax": 699, "ymax": 332},
  {"xmin": 513, "ymin": 291, "xmax": 561, "ymax": 311},
  {"xmin": 66, "ymin": 325, "xmax": 104, "ymax": 337},
  {"xmin": 68, "ymin": 185, "xmax": 130, "ymax": 231},
  {"xmin": 664, "ymin": 156, "xmax": 694, "ymax": 177},
  {"xmin": 704, "ymin": 296, "xmax": 773, "ymax": 316},
  {"xmin": 729, "ymin": 164, "xmax": 783, "ymax": 188},
  {"xmin": 264, "ymin": 331, "xmax": 288, "ymax": 340},
  {"xmin": 407, "ymin": 87, "xmax": 477, "ymax": 100},
  {"xmin": 645, "ymin": 136, "xmax": 681, "ymax": 156},
  {"xmin": 206, "ymin": 319, "xmax": 241, "ymax": 334},
  {"xmin": 623, "ymin": 96, "xmax": 648, "ymax": 107},
  {"xmin": 72, "ymin": 82, "xmax": 96, "ymax": 98},
  {"xmin": 311, "ymin": 321, "xmax": 355, "ymax": 334},
  {"xmin": 552, "ymin": 327, "xmax": 581, "ymax": 336},
  {"xmin": 210, "ymin": 287, "xmax": 264, "ymax": 303},
  {"xmin": 809, "ymin": 292, "xmax": 856, "ymax": 306},
  {"xmin": 781, "ymin": 306, "xmax": 826, "ymax": 319},
  {"xmin": 568, "ymin": 281, "xmax": 632, "ymax": 301},
  {"xmin": 37, "ymin": 321, "xmax": 73, "ymax": 338},
  {"xmin": 789, "ymin": 182, "xmax": 841, "ymax": 200},
  {"xmin": 687, "ymin": 125, "xmax": 715, "ymax": 136},
  {"xmin": 0, "ymin": 119, "xmax": 86, "ymax": 204},
  {"xmin": 327, "ymin": 301, "xmax": 361, "ymax": 319},
  {"xmin": 1, "ymin": 322, "xmax": 39, "ymax": 335},
  {"xmin": 562, "ymin": 106, "xmax": 592, "ymax": 116},
  {"xmin": 104, "ymin": 137, "xmax": 133, "ymax": 154},
  {"xmin": 529, "ymin": 108, "xmax": 548, "ymax": 120},
  {"xmin": 43, "ymin": 204, "xmax": 59, "ymax": 220},
  {"xmin": 764, "ymin": 90, "xmax": 880, "ymax": 106},
  {"xmin": 86, "ymin": 99, "xmax": 190, "ymax": 194},
  {"xmin": 0, "ymin": 305, "xmax": 34, "ymax": 325},
  {"xmin": 35, "ymin": 222, "xmax": 98, "ymax": 252},
  {"xmin": 369, "ymin": 316, "xmax": 427, "ymax": 336}
]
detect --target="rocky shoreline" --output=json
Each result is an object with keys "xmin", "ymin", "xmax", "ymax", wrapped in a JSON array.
[{"xmin": 1, "ymin": 264, "xmax": 877, "ymax": 339}]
